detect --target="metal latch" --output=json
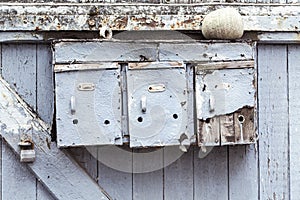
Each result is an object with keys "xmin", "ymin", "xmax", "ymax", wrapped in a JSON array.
[{"xmin": 18, "ymin": 139, "xmax": 35, "ymax": 163}]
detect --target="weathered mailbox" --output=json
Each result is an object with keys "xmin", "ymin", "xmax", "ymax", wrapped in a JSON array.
[
  {"xmin": 127, "ymin": 62, "xmax": 190, "ymax": 147},
  {"xmin": 54, "ymin": 41, "xmax": 257, "ymax": 148},
  {"xmin": 55, "ymin": 63, "xmax": 123, "ymax": 147}
]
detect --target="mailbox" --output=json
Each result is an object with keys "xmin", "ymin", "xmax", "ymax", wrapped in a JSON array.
[
  {"xmin": 53, "ymin": 41, "xmax": 256, "ymax": 148},
  {"xmin": 126, "ymin": 62, "xmax": 191, "ymax": 147},
  {"xmin": 195, "ymin": 61, "xmax": 257, "ymax": 146},
  {"xmin": 55, "ymin": 63, "xmax": 123, "ymax": 147}
]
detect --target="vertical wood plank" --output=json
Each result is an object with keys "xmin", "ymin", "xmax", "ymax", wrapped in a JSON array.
[
  {"xmin": 37, "ymin": 44, "xmax": 54, "ymax": 125},
  {"xmin": 0, "ymin": 43, "xmax": 2, "ymax": 200},
  {"xmin": 98, "ymin": 146, "xmax": 133, "ymax": 200},
  {"xmin": 288, "ymin": 44, "xmax": 300, "ymax": 200},
  {"xmin": 164, "ymin": 146, "xmax": 193, "ymax": 200},
  {"xmin": 228, "ymin": 145, "xmax": 259, "ymax": 200},
  {"xmin": 69, "ymin": 147, "xmax": 98, "ymax": 180},
  {"xmin": 258, "ymin": 44, "xmax": 289, "ymax": 200},
  {"xmin": 194, "ymin": 146, "xmax": 228, "ymax": 200},
  {"xmin": 1, "ymin": 43, "xmax": 38, "ymax": 200},
  {"xmin": 37, "ymin": 182, "xmax": 55, "ymax": 200},
  {"xmin": 2, "ymin": 44, "xmax": 37, "ymax": 110},
  {"xmin": 2, "ymin": 142, "xmax": 36, "ymax": 200},
  {"xmin": 133, "ymin": 149, "xmax": 163, "ymax": 200}
]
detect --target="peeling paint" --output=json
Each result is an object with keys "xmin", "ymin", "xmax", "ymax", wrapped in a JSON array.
[{"xmin": 0, "ymin": 4, "xmax": 299, "ymax": 31}]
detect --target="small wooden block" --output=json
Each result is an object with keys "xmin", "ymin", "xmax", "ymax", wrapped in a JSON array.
[
  {"xmin": 198, "ymin": 117, "xmax": 220, "ymax": 146},
  {"xmin": 220, "ymin": 114, "xmax": 235, "ymax": 145},
  {"xmin": 234, "ymin": 107, "xmax": 256, "ymax": 144}
]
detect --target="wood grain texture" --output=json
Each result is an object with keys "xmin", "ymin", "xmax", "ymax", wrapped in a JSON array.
[
  {"xmin": 0, "ymin": 77, "xmax": 110, "ymax": 200},
  {"xmin": 257, "ymin": 44, "xmax": 289, "ymax": 200},
  {"xmin": 37, "ymin": 182, "xmax": 55, "ymax": 200},
  {"xmin": 98, "ymin": 146, "xmax": 133, "ymax": 200},
  {"xmin": 194, "ymin": 146, "xmax": 228, "ymax": 200},
  {"xmin": 164, "ymin": 147, "xmax": 193, "ymax": 200},
  {"xmin": 37, "ymin": 44, "xmax": 54, "ymax": 125},
  {"xmin": 133, "ymin": 149, "xmax": 163, "ymax": 200},
  {"xmin": 198, "ymin": 117, "xmax": 220, "ymax": 146},
  {"xmin": 228, "ymin": 145, "xmax": 258, "ymax": 200},
  {"xmin": 288, "ymin": 44, "xmax": 300, "ymax": 200},
  {"xmin": 69, "ymin": 147, "xmax": 98, "ymax": 181},
  {"xmin": 2, "ymin": 43, "xmax": 37, "ymax": 109},
  {"xmin": 2, "ymin": 142, "xmax": 36, "ymax": 200}
]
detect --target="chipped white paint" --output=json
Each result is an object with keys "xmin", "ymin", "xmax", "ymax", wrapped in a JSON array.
[
  {"xmin": 127, "ymin": 62, "xmax": 190, "ymax": 147},
  {"xmin": 196, "ymin": 68, "xmax": 255, "ymax": 119},
  {"xmin": 55, "ymin": 64, "xmax": 123, "ymax": 147},
  {"xmin": 0, "ymin": 4, "xmax": 299, "ymax": 31}
]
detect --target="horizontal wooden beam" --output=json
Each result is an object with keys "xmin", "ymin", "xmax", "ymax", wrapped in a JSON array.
[
  {"xmin": 54, "ymin": 41, "xmax": 255, "ymax": 63},
  {"xmin": 0, "ymin": 76, "xmax": 111, "ymax": 200},
  {"xmin": 0, "ymin": 4, "xmax": 299, "ymax": 31}
]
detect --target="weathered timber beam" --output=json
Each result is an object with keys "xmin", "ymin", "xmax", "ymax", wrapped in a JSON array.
[
  {"xmin": 0, "ymin": 4, "xmax": 299, "ymax": 31},
  {"xmin": 0, "ymin": 77, "xmax": 111, "ymax": 200}
]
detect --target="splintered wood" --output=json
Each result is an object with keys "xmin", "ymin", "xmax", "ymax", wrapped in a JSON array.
[{"xmin": 196, "ymin": 61, "xmax": 257, "ymax": 146}]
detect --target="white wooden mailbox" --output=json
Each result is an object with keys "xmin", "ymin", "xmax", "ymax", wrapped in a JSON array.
[
  {"xmin": 54, "ymin": 41, "xmax": 257, "ymax": 148},
  {"xmin": 127, "ymin": 62, "xmax": 190, "ymax": 147},
  {"xmin": 55, "ymin": 63, "xmax": 123, "ymax": 147}
]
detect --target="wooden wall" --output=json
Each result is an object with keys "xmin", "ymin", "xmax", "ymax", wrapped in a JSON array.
[{"xmin": 0, "ymin": 43, "xmax": 298, "ymax": 200}]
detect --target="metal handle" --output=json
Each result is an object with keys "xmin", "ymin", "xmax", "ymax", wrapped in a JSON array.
[
  {"xmin": 71, "ymin": 96, "xmax": 76, "ymax": 114},
  {"xmin": 141, "ymin": 95, "xmax": 147, "ymax": 113}
]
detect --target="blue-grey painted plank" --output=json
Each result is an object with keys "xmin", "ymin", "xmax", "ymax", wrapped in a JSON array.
[
  {"xmin": 0, "ymin": 44, "xmax": 2, "ymax": 75},
  {"xmin": 164, "ymin": 146, "xmax": 193, "ymax": 200},
  {"xmin": 194, "ymin": 146, "xmax": 228, "ymax": 200},
  {"xmin": 2, "ymin": 142, "xmax": 36, "ymax": 200},
  {"xmin": 37, "ymin": 182, "xmax": 55, "ymax": 200},
  {"xmin": 98, "ymin": 146, "xmax": 133, "ymax": 200},
  {"xmin": 69, "ymin": 147, "xmax": 98, "ymax": 181},
  {"xmin": 37, "ymin": 44, "xmax": 54, "ymax": 125},
  {"xmin": 1, "ymin": 43, "xmax": 38, "ymax": 200},
  {"xmin": 258, "ymin": 44, "xmax": 289, "ymax": 200},
  {"xmin": 229, "ymin": 145, "xmax": 258, "ymax": 200},
  {"xmin": 2, "ymin": 43, "xmax": 37, "ymax": 109},
  {"xmin": 288, "ymin": 44, "xmax": 300, "ymax": 200},
  {"xmin": 133, "ymin": 149, "xmax": 163, "ymax": 200}
]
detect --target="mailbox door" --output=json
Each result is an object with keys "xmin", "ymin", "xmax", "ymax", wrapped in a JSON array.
[
  {"xmin": 195, "ymin": 61, "xmax": 256, "ymax": 146},
  {"xmin": 126, "ymin": 62, "xmax": 190, "ymax": 147},
  {"xmin": 55, "ymin": 64, "xmax": 122, "ymax": 147}
]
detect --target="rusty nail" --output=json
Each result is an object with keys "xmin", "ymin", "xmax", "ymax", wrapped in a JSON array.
[{"xmin": 215, "ymin": 138, "xmax": 219, "ymax": 143}]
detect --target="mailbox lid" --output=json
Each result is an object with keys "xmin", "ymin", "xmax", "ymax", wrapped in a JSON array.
[
  {"xmin": 126, "ymin": 62, "xmax": 191, "ymax": 147},
  {"xmin": 55, "ymin": 63, "xmax": 122, "ymax": 147}
]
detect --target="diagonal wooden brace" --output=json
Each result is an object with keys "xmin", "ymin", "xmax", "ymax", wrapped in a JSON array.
[{"xmin": 0, "ymin": 76, "xmax": 111, "ymax": 200}]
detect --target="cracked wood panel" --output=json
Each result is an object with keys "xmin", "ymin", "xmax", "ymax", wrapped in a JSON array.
[
  {"xmin": 258, "ymin": 44, "xmax": 289, "ymax": 200},
  {"xmin": 288, "ymin": 44, "xmax": 300, "ymax": 200},
  {"xmin": 0, "ymin": 4, "xmax": 299, "ymax": 31}
]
